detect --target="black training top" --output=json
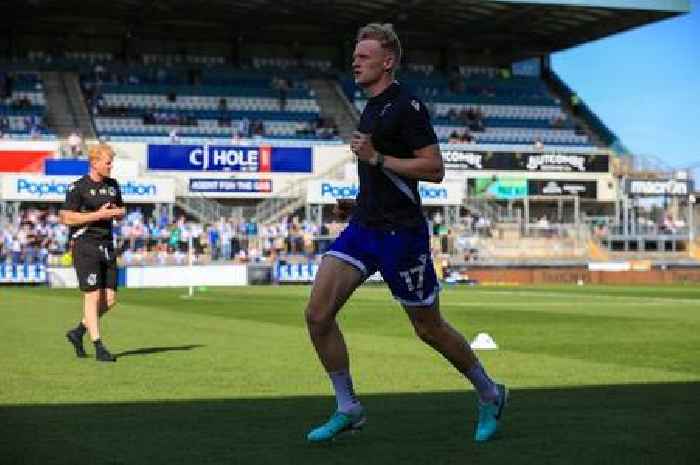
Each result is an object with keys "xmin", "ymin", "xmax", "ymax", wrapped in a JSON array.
[
  {"xmin": 353, "ymin": 81, "xmax": 438, "ymax": 229},
  {"xmin": 61, "ymin": 175, "xmax": 124, "ymax": 242}
]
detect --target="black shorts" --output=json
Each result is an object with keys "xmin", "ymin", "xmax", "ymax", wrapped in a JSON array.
[{"xmin": 73, "ymin": 240, "xmax": 117, "ymax": 292}]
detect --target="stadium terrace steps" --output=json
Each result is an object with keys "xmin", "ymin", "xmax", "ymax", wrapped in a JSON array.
[
  {"xmin": 473, "ymin": 237, "xmax": 588, "ymax": 260},
  {"xmin": 64, "ymin": 72, "xmax": 96, "ymax": 139},
  {"xmin": 542, "ymin": 70, "xmax": 610, "ymax": 150},
  {"xmin": 307, "ymin": 78, "xmax": 359, "ymax": 142},
  {"xmin": 605, "ymin": 251, "xmax": 695, "ymax": 262},
  {"xmin": 42, "ymin": 72, "xmax": 81, "ymax": 138}
]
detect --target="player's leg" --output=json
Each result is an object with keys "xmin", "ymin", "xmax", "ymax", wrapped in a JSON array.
[
  {"xmin": 98, "ymin": 252, "xmax": 118, "ymax": 317},
  {"xmin": 306, "ymin": 255, "xmax": 363, "ymax": 371},
  {"xmin": 82, "ymin": 289, "xmax": 101, "ymax": 342},
  {"xmin": 404, "ymin": 297, "xmax": 496, "ymax": 397},
  {"xmin": 99, "ymin": 288, "xmax": 116, "ymax": 316},
  {"xmin": 403, "ymin": 300, "xmax": 507, "ymax": 441},
  {"xmin": 66, "ymin": 241, "xmax": 95, "ymax": 358},
  {"xmin": 80, "ymin": 287, "xmax": 116, "ymax": 326},
  {"xmin": 306, "ymin": 254, "xmax": 367, "ymax": 442},
  {"xmin": 86, "ymin": 247, "xmax": 117, "ymax": 362},
  {"xmin": 381, "ymin": 225, "xmax": 506, "ymax": 441},
  {"xmin": 93, "ymin": 248, "xmax": 118, "ymax": 361}
]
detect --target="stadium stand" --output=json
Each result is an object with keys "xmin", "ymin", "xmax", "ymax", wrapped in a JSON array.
[
  {"xmin": 0, "ymin": 71, "xmax": 53, "ymax": 140},
  {"xmin": 79, "ymin": 63, "xmax": 339, "ymax": 143},
  {"xmin": 344, "ymin": 67, "xmax": 591, "ymax": 147},
  {"xmin": 0, "ymin": 0, "xmax": 696, "ymax": 283}
]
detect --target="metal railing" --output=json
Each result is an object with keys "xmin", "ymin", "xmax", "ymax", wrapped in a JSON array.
[
  {"xmin": 172, "ymin": 178, "xmax": 248, "ymax": 224},
  {"xmin": 254, "ymin": 150, "xmax": 354, "ymax": 225}
]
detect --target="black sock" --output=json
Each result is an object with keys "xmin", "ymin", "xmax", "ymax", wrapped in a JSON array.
[
  {"xmin": 93, "ymin": 339, "xmax": 103, "ymax": 348},
  {"xmin": 74, "ymin": 322, "xmax": 87, "ymax": 336}
]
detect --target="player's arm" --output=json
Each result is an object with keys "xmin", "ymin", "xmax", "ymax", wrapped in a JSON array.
[
  {"xmin": 351, "ymin": 132, "xmax": 444, "ymax": 182},
  {"xmin": 377, "ymin": 143, "xmax": 443, "ymax": 182},
  {"xmin": 109, "ymin": 206, "xmax": 126, "ymax": 220},
  {"xmin": 110, "ymin": 185, "xmax": 126, "ymax": 220},
  {"xmin": 351, "ymin": 98, "xmax": 444, "ymax": 182},
  {"xmin": 59, "ymin": 204, "xmax": 119, "ymax": 226},
  {"xmin": 332, "ymin": 199, "xmax": 355, "ymax": 221},
  {"xmin": 59, "ymin": 182, "xmax": 124, "ymax": 225}
]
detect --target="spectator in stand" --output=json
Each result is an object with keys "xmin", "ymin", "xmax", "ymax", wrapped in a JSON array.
[
  {"xmin": 67, "ymin": 130, "xmax": 83, "ymax": 157},
  {"xmin": 251, "ymin": 119, "xmax": 264, "ymax": 136},
  {"xmin": 238, "ymin": 116, "xmax": 251, "ymax": 138},
  {"xmin": 220, "ymin": 220, "xmax": 233, "ymax": 260},
  {"xmin": 447, "ymin": 108, "xmax": 459, "ymax": 123},
  {"xmin": 533, "ymin": 137, "xmax": 545, "ymax": 150},
  {"xmin": 208, "ymin": 224, "xmax": 220, "ymax": 260},
  {"xmin": 271, "ymin": 76, "xmax": 290, "ymax": 111},
  {"xmin": 448, "ymin": 66, "xmax": 465, "ymax": 94},
  {"xmin": 448, "ymin": 131, "xmax": 461, "ymax": 144},
  {"xmin": 11, "ymin": 235, "xmax": 22, "ymax": 264},
  {"xmin": 93, "ymin": 63, "xmax": 106, "ymax": 82},
  {"xmin": 551, "ymin": 115, "xmax": 566, "ymax": 129},
  {"xmin": 218, "ymin": 97, "xmax": 228, "ymax": 112}
]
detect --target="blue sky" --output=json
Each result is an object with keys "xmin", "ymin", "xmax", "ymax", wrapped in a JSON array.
[{"xmin": 552, "ymin": 1, "xmax": 699, "ymax": 180}]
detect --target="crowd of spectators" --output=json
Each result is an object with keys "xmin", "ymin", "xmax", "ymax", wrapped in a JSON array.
[
  {"xmin": 295, "ymin": 116, "xmax": 338, "ymax": 139},
  {"xmin": 445, "ymin": 106, "xmax": 484, "ymax": 144},
  {"xmin": 10, "ymin": 205, "xmax": 688, "ymax": 270},
  {"xmin": 2, "ymin": 206, "xmax": 487, "ymax": 268},
  {"xmin": 0, "ymin": 209, "xmax": 67, "ymax": 267},
  {"xmin": 0, "ymin": 72, "xmax": 48, "ymax": 139},
  {"xmin": 0, "ymin": 208, "xmax": 352, "ymax": 268}
]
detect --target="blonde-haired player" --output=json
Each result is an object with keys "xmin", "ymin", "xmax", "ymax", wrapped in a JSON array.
[
  {"xmin": 304, "ymin": 23, "xmax": 507, "ymax": 442},
  {"xmin": 60, "ymin": 144, "xmax": 125, "ymax": 362}
]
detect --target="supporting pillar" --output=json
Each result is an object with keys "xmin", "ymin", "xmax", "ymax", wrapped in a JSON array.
[{"xmin": 524, "ymin": 197, "xmax": 530, "ymax": 235}]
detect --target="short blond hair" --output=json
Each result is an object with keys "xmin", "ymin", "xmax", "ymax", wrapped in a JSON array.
[
  {"xmin": 356, "ymin": 23, "xmax": 402, "ymax": 71},
  {"xmin": 87, "ymin": 143, "xmax": 115, "ymax": 164}
]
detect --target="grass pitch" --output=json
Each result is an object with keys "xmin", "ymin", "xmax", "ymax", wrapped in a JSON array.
[{"xmin": 1, "ymin": 284, "xmax": 699, "ymax": 464}]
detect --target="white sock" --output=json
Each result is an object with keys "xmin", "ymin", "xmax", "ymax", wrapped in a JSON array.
[{"xmin": 329, "ymin": 369, "xmax": 362, "ymax": 414}]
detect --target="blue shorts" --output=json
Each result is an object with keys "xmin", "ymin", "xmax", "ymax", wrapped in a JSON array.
[{"xmin": 325, "ymin": 221, "xmax": 440, "ymax": 307}]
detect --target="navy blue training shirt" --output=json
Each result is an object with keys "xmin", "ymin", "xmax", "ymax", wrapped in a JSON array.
[
  {"xmin": 61, "ymin": 175, "xmax": 124, "ymax": 242},
  {"xmin": 353, "ymin": 81, "xmax": 438, "ymax": 229}
]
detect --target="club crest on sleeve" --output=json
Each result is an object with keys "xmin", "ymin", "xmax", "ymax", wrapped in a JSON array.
[{"xmin": 411, "ymin": 99, "xmax": 420, "ymax": 111}]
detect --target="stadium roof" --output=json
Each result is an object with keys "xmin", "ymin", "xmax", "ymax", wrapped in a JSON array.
[{"xmin": 6, "ymin": 0, "xmax": 691, "ymax": 62}]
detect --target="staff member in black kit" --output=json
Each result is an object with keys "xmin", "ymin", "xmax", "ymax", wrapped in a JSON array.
[{"xmin": 60, "ymin": 144, "xmax": 125, "ymax": 362}]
